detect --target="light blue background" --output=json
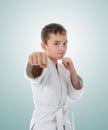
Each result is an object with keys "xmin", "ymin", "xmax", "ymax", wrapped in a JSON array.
[{"xmin": 0, "ymin": 0, "xmax": 108, "ymax": 130}]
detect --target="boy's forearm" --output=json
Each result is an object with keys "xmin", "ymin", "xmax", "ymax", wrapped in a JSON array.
[
  {"xmin": 69, "ymin": 68, "xmax": 81, "ymax": 90},
  {"xmin": 31, "ymin": 65, "xmax": 43, "ymax": 78}
]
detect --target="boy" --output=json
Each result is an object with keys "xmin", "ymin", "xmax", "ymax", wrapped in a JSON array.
[{"xmin": 25, "ymin": 23, "xmax": 84, "ymax": 130}]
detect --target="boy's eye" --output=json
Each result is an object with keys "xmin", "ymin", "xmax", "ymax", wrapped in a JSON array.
[
  {"xmin": 63, "ymin": 42, "xmax": 67, "ymax": 45},
  {"xmin": 54, "ymin": 43, "xmax": 59, "ymax": 45}
]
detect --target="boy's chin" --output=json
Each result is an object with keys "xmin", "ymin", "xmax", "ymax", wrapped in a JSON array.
[{"xmin": 57, "ymin": 56, "xmax": 65, "ymax": 59}]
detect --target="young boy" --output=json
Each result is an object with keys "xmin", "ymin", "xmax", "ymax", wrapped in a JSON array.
[{"xmin": 25, "ymin": 23, "xmax": 84, "ymax": 130}]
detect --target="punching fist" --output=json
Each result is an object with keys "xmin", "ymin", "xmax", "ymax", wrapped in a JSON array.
[{"xmin": 28, "ymin": 52, "xmax": 48, "ymax": 68}]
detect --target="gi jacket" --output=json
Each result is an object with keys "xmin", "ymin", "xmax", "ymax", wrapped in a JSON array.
[{"xmin": 25, "ymin": 58, "xmax": 84, "ymax": 130}]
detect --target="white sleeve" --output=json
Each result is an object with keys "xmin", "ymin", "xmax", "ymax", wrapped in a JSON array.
[
  {"xmin": 66, "ymin": 71, "xmax": 84, "ymax": 102},
  {"xmin": 24, "ymin": 60, "xmax": 51, "ymax": 84},
  {"xmin": 24, "ymin": 62, "xmax": 34, "ymax": 79}
]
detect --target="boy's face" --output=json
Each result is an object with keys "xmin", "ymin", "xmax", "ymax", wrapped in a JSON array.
[{"xmin": 42, "ymin": 33, "xmax": 67, "ymax": 63}]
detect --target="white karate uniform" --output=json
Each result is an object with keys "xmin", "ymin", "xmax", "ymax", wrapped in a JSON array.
[{"xmin": 25, "ymin": 58, "xmax": 84, "ymax": 130}]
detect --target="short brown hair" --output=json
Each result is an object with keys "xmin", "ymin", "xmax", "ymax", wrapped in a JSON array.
[{"xmin": 41, "ymin": 23, "xmax": 67, "ymax": 44}]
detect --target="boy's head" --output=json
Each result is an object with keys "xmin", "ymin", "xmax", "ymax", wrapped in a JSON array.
[
  {"xmin": 41, "ymin": 23, "xmax": 67, "ymax": 44},
  {"xmin": 41, "ymin": 23, "xmax": 68, "ymax": 63}
]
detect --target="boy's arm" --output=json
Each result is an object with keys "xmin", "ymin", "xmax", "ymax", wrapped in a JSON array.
[
  {"xmin": 26, "ymin": 63, "xmax": 43, "ymax": 78},
  {"xmin": 32, "ymin": 65, "xmax": 43, "ymax": 78},
  {"xmin": 69, "ymin": 69, "xmax": 81, "ymax": 90},
  {"xmin": 26, "ymin": 52, "xmax": 48, "ymax": 78},
  {"xmin": 62, "ymin": 57, "xmax": 82, "ymax": 90}
]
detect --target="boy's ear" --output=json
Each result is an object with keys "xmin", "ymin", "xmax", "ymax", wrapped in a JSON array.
[{"xmin": 41, "ymin": 43, "xmax": 47, "ymax": 50}]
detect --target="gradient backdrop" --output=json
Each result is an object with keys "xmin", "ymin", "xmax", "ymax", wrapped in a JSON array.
[{"xmin": 0, "ymin": 0, "xmax": 108, "ymax": 130}]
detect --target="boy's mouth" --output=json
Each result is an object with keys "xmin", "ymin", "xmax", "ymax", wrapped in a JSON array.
[{"xmin": 58, "ymin": 53, "xmax": 65, "ymax": 55}]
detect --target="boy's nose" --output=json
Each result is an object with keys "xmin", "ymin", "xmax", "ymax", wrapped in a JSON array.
[{"xmin": 59, "ymin": 45, "xmax": 66, "ymax": 51}]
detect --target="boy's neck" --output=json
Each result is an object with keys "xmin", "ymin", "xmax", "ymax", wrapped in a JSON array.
[{"xmin": 48, "ymin": 57, "xmax": 58, "ymax": 65}]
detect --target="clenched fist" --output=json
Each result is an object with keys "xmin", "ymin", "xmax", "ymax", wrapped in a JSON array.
[
  {"xmin": 62, "ymin": 57, "xmax": 74, "ymax": 71},
  {"xmin": 28, "ymin": 52, "xmax": 48, "ymax": 68}
]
